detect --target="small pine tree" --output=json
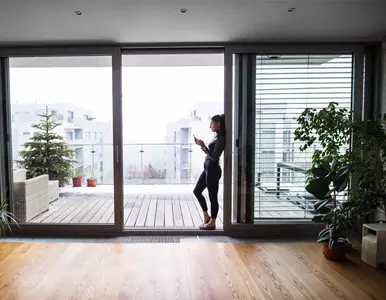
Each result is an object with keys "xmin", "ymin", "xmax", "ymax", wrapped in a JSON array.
[{"xmin": 16, "ymin": 108, "xmax": 74, "ymax": 187}]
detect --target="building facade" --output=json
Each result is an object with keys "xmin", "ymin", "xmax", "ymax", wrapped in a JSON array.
[{"xmin": 11, "ymin": 103, "xmax": 113, "ymax": 185}]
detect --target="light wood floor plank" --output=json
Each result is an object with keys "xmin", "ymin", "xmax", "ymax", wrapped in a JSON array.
[{"xmin": 0, "ymin": 242, "xmax": 385, "ymax": 300}]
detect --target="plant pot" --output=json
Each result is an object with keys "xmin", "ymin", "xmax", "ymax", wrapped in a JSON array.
[
  {"xmin": 87, "ymin": 179, "xmax": 97, "ymax": 187},
  {"xmin": 323, "ymin": 242, "xmax": 347, "ymax": 261},
  {"xmin": 72, "ymin": 177, "xmax": 82, "ymax": 187}
]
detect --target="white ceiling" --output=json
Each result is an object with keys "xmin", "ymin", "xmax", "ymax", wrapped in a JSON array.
[{"xmin": 0, "ymin": 0, "xmax": 385, "ymax": 46}]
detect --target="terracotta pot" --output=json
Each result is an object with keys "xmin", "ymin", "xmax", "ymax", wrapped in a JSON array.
[
  {"xmin": 87, "ymin": 179, "xmax": 97, "ymax": 187},
  {"xmin": 323, "ymin": 242, "xmax": 347, "ymax": 261},
  {"xmin": 72, "ymin": 177, "xmax": 82, "ymax": 187}
]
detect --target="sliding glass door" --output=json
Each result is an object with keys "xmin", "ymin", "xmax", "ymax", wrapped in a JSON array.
[
  {"xmin": 226, "ymin": 45, "xmax": 365, "ymax": 230},
  {"xmin": 121, "ymin": 51, "xmax": 225, "ymax": 230},
  {"xmin": 253, "ymin": 54, "xmax": 353, "ymax": 220},
  {"xmin": 0, "ymin": 48, "xmax": 123, "ymax": 234}
]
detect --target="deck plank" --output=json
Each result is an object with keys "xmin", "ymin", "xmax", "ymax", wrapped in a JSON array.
[
  {"xmin": 136, "ymin": 198, "xmax": 150, "ymax": 227},
  {"xmin": 89, "ymin": 199, "xmax": 113, "ymax": 223},
  {"xmin": 125, "ymin": 196, "xmax": 144, "ymax": 227},
  {"xmin": 78, "ymin": 198, "xmax": 107, "ymax": 223},
  {"xmin": 38, "ymin": 197, "xmax": 77, "ymax": 223},
  {"xmin": 172, "ymin": 199, "xmax": 184, "ymax": 227},
  {"xmin": 187, "ymin": 199, "xmax": 202, "ymax": 227},
  {"xmin": 98, "ymin": 201, "xmax": 114, "ymax": 223},
  {"xmin": 155, "ymin": 197, "xmax": 165, "ymax": 227},
  {"xmin": 180, "ymin": 199, "xmax": 193, "ymax": 227},
  {"xmin": 145, "ymin": 196, "xmax": 157, "ymax": 227},
  {"xmin": 164, "ymin": 199, "xmax": 174, "ymax": 227},
  {"xmin": 56, "ymin": 199, "xmax": 90, "ymax": 223}
]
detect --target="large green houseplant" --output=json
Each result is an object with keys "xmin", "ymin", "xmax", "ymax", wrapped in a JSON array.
[
  {"xmin": 295, "ymin": 102, "xmax": 354, "ymax": 260},
  {"xmin": 306, "ymin": 161, "xmax": 353, "ymax": 261}
]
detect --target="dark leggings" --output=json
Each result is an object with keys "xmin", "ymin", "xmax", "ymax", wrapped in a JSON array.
[{"xmin": 193, "ymin": 166, "xmax": 222, "ymax": 219}]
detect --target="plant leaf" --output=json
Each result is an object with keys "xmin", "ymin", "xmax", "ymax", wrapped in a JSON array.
[
  {"xmin": 311, "ymin": 167, "xmax": 330, "ymax": 179},
  {"xmin": 317, "ymin": 236, "xmax": 330, "ymax": 243},
  {"xmin": 314, "ymin": 199, "xmax": 332, "ymax": 214},
  {"xmin": 318, "ymin": 227, "xmax": 330, "ymax": 239},
  {"xmin": 306, "ymin": 178, "xmax": 331, "ymax": 200},
  {"xmin": 335, "ymin": 177, "xmax": 349, "ymax": 193}
]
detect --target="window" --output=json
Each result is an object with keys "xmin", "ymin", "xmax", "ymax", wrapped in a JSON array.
[
  {"xmin": 67, "ymin": 110, "xmax": 74, "ymax": 123},
  {"xmin": 66, "ymin": 132, "xmax": 74, "ymax": 140},
  {"xmin": 254, "ymin": 54, "xmax": 353, "ymax": 219}
]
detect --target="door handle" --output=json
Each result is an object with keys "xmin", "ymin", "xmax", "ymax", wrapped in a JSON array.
[{"xmin": 115, "ymin": 145, "xmax": 119, "ymax": 163}]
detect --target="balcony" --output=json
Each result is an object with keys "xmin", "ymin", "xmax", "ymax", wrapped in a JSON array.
[
  {"xmin": 12, "ymin": 143, "xmax": 313, "ymax": 228},
  {"xmin": 30, "ymin": 185, "xmax": 226, "ymax": 228}
]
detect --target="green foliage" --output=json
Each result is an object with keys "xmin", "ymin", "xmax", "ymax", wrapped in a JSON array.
[
  {"xmin": 296, "ymin": 102, "xmax": 386, "ymax": 247},
  {"xmin": 349, "ymin": 114, "xmax": 386, "ymax": 219},
  {"xmin": 0, "ymin": 191, "xmax": 19, "ymax": 237},
  {"xmin": 16, "ymin": 109, "xmax": 74, "ymax": 187},
  {"xmin": 73, "ymin": 170, "xmax": 85, "ymax": 178},
  {"xmin": 306, "ymin": 162, "xmax": 353, "ymax": 248},
  {"xmin": 294, "ymin": 102, "xmax": 352, "ymax": 169}
]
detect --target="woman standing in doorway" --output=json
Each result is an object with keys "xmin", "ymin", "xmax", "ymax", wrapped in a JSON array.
[{"xmin": 193, "ymin": 114, "xmax": 226, "ymax": 230}]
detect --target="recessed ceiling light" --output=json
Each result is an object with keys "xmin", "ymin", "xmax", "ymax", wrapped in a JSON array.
[
  {"xmin": 180, "ymin": 8, "xmax": 188, "ymax": 14},
  {"xmin": 288, "ymin": 8, "xmax": 296, "ymax": 12},
  {"xmin": 74, "ymin": 11, "xmax": 83, "ymax": 16}
]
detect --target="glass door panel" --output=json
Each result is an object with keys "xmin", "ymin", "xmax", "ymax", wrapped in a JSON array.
[
  {"xmin": 253, "ymin": 54, "xmax": 353, "ymax": 221},
  {"xmin": 9, "ymin": 56, "xmax": 115, "ymax": 225}
]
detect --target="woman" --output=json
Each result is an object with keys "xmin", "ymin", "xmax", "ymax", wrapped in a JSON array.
[{"xmin": 193, "ymin": 114, "xmax": 226, "ymax": 230}]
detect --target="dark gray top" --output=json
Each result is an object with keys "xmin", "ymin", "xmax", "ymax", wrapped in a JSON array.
[{"xmin": 202, "ymin": 135, "xmax": 225, "ymax": 166}]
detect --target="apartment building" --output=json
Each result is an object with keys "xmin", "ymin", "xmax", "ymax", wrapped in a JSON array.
[
  {"xmin": 11, "ymin": 103, "xmax": 113, "ymax": 185},
  {"xmin": 165, "ymin": 102, "xmax": 223, "ymax": 184}
]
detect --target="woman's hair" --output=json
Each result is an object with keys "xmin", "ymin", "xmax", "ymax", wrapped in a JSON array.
[{"xmin": 211, "ymin": 114, "xmax": 226, "ymax": 136}]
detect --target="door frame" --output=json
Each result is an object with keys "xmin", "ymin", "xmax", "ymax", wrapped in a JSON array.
[
  {"xmin": 120, "ymin": 47, "xmax": 228, "ymax": 234},
  {"xmin": 223, "ymin": 43, "xmax": 368, "ymax": 237},
  {"xmin": 0, "ymin": 46, "xmax": 124, "ymax": 235}
]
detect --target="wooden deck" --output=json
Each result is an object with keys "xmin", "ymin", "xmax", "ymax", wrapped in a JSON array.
[
  {"xmin": 30, "ymin": 192, "xmax": 225, "ymax": 228},
  {"xmin": 29, "ymin": 187, "xmax": 311, "ymax": 227}
]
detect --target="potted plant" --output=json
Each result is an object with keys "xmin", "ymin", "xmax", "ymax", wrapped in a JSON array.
[
  {"xmin": 0, "ymin": 191, "xmax": 19, "ymax": 237},
  {"xmin": 87, "ymin": 177, "xmax": 97, "ymax": 187},
  {"xmin": 306, "ymin": 161, "xmax": 353, "ymax": 261},
  {"xmin": 72, "ymin": 170, "xmax": 84, "ymax": 187}
]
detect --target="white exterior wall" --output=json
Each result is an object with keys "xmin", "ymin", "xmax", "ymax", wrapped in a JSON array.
[
  {"xmin": 165, "ymin": 102, "xmax": 223, "ymax": 184},
  {"xmin": 11, "ymin": 103, "xmax": 112, "ymax": 185}
]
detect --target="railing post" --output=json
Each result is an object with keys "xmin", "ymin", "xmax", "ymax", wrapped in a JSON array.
[{"xmin": 140, "ymin": 144, "xmax": 144, "ymax": 185}]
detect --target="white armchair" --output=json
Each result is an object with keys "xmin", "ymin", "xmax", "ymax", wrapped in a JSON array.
[{"xmin": 13, "ymin": 169, "xmax": 50, "ymax": 222}]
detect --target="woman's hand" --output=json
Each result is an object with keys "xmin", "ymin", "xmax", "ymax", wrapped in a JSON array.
[{"xmin": 196, "ymin": 139, "xmax": 206, "ymax": 148}]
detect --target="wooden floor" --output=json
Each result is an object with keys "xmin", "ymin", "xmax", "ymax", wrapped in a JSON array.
[{"xmin": 0, "ymin": 242, "xmax": 385, "ymax": 300}]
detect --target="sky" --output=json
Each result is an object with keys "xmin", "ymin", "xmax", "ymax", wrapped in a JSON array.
[{"xmin": 9, "ymin": 63, "xmax": 224, "ymax": 142}]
